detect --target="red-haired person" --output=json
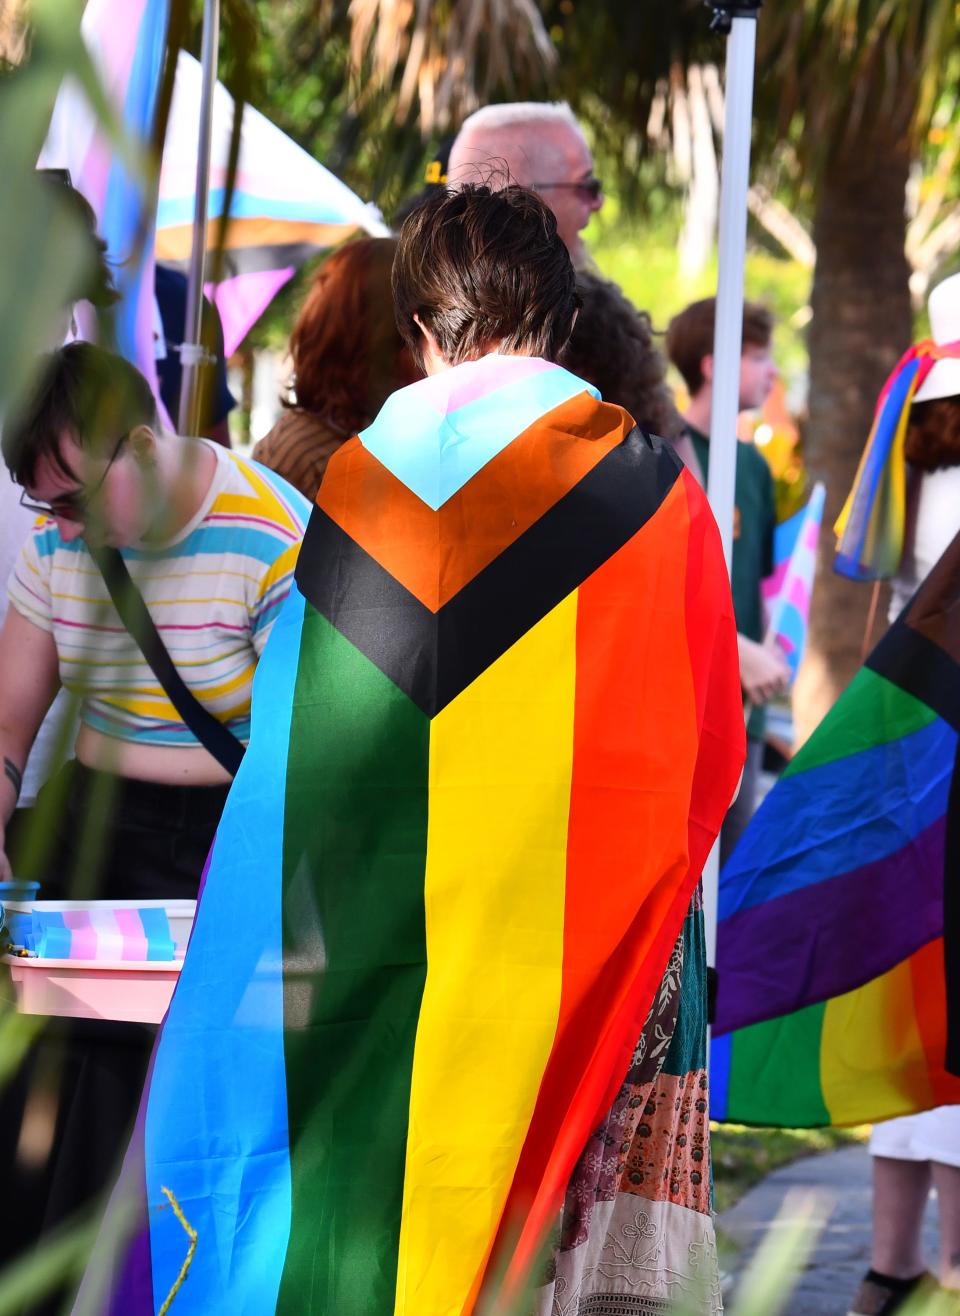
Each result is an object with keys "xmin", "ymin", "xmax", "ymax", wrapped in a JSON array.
[{"xmin": 253, "ymin": 237, "xmax": 420, "ymax": 500}]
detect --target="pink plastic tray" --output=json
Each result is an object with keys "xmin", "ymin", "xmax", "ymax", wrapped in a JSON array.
[{"xmin": 4, "ymin": 955, "xmax": 181, "ymax": 1023}]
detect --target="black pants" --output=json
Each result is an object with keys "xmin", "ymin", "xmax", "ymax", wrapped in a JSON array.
[{"xmin": 2, "ymin": 762, "xmax": 229, "ymax": 1279}]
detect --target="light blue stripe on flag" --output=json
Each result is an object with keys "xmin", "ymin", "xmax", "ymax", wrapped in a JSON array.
[
  {"xmin": 144, "ymin": 587, "xmax": 302, "ymax": 1310},
  {"xmin": 33, "ymin": 910, "xmax": 70, "ymax": 959},
  {"xmin": 360, "ymin": 365, "xmax": 599, "ymax": 509},
  {"xmin": 137, "ymin": 907, "xmax": 176, "ymax": 961}
]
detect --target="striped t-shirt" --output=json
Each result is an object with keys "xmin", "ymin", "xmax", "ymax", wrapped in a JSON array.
[{"xmin": 8, "ymin": 442, "xmax": 310, "ymax": 747}]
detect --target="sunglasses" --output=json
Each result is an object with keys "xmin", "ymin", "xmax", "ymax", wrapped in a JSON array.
[
  {"xmin": 19, "ymin": 434, "xmax": 127, "ymax": 524},
  {"xmin": 533, "ymin": 177, "xmax": 603, "ymax": 202}
]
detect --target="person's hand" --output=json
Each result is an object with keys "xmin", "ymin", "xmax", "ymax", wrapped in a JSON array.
[
  {"xmin": 738, "ymin": 634, "xmax": 791, "ymax": 706},
  {"xmin": 0, "ymin": 827, "xmax": 11, "ymax": 882}
]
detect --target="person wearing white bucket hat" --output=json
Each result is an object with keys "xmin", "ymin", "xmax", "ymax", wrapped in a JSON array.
[{"xmin": 848, "ymin": 273, "xmax": 960, "ymax": 1316}]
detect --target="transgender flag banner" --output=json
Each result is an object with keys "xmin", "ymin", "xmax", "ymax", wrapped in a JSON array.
[
  {"xmin": 762, "ymin": 481, "xmax": 826, "ymax": 681},
  {"xmin": 39, "ymin": 0, "xmax": 168, "ymax": 394}
]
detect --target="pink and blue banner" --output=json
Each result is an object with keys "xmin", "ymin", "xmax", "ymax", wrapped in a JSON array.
[
  {"xmin": 40, "ymin": 0, "xmax": 169, "ymax": 395},
  {"xmin": 762, "ymin": 480, "xmax": 825, "ymax": 681},
  {"xmin": 30, "ymin": 906, "xmax": 176, "ymax": 961},
  {"xmin": 156, "ymin": 51, "xmax": 389, "ymax": 355}
]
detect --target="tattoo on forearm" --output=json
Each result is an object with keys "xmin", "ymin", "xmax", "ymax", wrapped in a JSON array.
[{"xmin": 3, "ymin": 757, "xmax": 23, "ymax": 804}]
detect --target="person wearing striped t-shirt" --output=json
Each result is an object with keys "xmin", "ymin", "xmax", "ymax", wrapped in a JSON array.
[{"xmin": 0, "ymin": 342, "xmax": 309, "ymax": 1247}]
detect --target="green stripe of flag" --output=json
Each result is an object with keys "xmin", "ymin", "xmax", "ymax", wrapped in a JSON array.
[
  {"xmin": 784, "ymin": 669, "xmax": 938, "ymax": 779},
  {"xmin": 725, "ymin": 1004, "xmax": 830, "ymax": 1127},
  {"xmin": 277, "ymin": 605, "xmax": 430, "ymax": 1313}
]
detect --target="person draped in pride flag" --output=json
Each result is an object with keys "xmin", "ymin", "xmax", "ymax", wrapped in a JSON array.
[{"xmin": 83, "ymin": 185, "xmax": 744, "ymax": 1316}]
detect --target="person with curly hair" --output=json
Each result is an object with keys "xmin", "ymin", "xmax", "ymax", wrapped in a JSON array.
[
  {"xmin": 560, "ymin": 272, "xmax": 702, "ymax": 472},
  {"xmin": 252, "ymin": 236, "xmax": 420, "ymax": 499}
]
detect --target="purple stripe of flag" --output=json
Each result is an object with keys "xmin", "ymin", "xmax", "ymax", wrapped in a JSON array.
[{"xmin": 715, "ymin": 814, "xmax": 946, "ymax": 1035}]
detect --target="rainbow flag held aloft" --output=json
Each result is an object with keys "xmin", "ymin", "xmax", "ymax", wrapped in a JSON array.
[
  {"xmin": 762, "ymin": 481, "xmax": 825, "ymax": 681},
  {"xmin": 834, "ymin": 339, "xmax": 960, "ymax": 580},
  {"xmin": 85, "ymin": 355, "xmax": 744, "ymax": 1315},
  {"xmin": 712, "ymin": 529, "xmax": 960, "ymax": 1127}
]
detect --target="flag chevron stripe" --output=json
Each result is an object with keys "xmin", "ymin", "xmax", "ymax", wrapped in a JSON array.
[
  {"xmin": 867, "ymin": 614, "xmax": 960, "ymax": 730},
  {"xmin": 316, "ymin": 393, "xmax": 634, "ymax": 611},
  {"xmin": 294, "ymin": 429, "xmax": 682, "ymax": 718}
]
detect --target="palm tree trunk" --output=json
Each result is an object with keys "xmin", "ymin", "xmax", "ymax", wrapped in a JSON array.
[{"xmin": 793, "ymin": 134, "xmax": 913, "ymax": 743}]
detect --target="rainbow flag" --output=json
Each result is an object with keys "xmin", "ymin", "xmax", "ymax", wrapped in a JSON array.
[
  {"xmin": 156, "ymin": 52, "xmax": 389, "ymax": 356},
  {"xmin": 835, "ymin": 339, "xmax": 960, "ymax": 580},
  {"xmin": 87, "ymin": 355, "xmax": 744, "ymax": 1314},
  {"xmin": 39, "ymin": 0, "xmax": 168, "ymax": 391},
  {"xmin": 712, "ymin": 529, "xmax": 960, "ymax": 1126},
  {"xmin": 762, "ymin": 481, "xmax": 825, "ymax": 681}
]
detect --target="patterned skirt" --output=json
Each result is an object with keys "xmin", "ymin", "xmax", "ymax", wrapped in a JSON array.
[{"xmin": 533, "ymin": 886, "xmax": 722, "ymax": 1315}]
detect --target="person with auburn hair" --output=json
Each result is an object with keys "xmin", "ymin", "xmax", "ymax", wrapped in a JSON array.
[
  {"xmin": 667, "ymin": 295, "xmax": 789, "ymax": 862},
  {"xmin": 88, "ymin": 185, "xmax": 744, "ymax": 1316},
  {"xmin": 253, "ymin": 236, "xmax": 420, "ymax": 499}
]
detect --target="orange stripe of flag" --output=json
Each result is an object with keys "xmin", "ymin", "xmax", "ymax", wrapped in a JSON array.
[{"xmin": 317, "ymin": 395, "xmax": 633, "ymax": 613}]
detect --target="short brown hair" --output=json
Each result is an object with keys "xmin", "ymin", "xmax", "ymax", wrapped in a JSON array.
[
  {"xmin": 561, "ymin": 273, "xmax": 682, "ymax": 438},
  {"xmin": 666, "ymin": 297, "xmax": 773, "ymax": 395},
  {"xmin": 286, "ymin": 236, "xmax": 418, "ymax": 436},
  {"xmin": 392, "ymin": 184, "xmax": 578, "ymax": 372},
  {"xmin": 2, "ymin": 342, "xmax": 156, "ymax": 487},
  {"xmin": 905, "ymin": 395, "xmax": 960, "ymax": 472}
]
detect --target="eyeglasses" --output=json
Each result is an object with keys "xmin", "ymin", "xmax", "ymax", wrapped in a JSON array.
[
  {"xmin": 19, "ymin": 434, "xmax": 127, "ymax": 523},
  {"xmin": 533, "ymin": 177, "xmax": 603, "ymax": 202}
]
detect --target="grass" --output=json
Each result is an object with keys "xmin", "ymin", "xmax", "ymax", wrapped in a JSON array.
[{"xmin": 711, "ymin": 1121, "xmax": 869, "ymax": 1215}]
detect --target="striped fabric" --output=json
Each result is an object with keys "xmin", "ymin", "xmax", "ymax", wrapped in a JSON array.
[
  {"xmin": 31, "ymin": 906, "xmax": 175, "ymax": 961},
  {"xmin": 88, "ymin": 355, "xmax": 744, "ymax": 1315},
  {"xmin": 7, "ymin": 444, "xmax": 310, "ymax": 746},
  {"xmin": 712, "ymin": 530, "xmax": 960, "ymax": 1126}
]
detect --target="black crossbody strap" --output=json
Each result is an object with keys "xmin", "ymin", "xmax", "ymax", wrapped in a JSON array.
[{"xmin": 91, "ymin": 545, "xmax": 245, "ymax": 777}]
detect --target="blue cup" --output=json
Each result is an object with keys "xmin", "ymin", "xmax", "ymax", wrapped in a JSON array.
[{"xmin": 0, "ymin": 880, "xmax": 41, "ymax": 949}]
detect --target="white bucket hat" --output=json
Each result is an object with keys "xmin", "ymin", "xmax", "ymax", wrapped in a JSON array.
[{"xmin": 913, "ymin": 272, "xmax": 960, "ymax": 402}]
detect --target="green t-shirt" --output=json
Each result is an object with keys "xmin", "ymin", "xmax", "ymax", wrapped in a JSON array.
[{"xmin": 687, "ymin": 425, "xmax": 776, "ymax": 739}]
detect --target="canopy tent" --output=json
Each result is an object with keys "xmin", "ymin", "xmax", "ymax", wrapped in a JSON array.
[{"xmin": 155, "ymin": 50, "xmax": 389, "ymax": 357}]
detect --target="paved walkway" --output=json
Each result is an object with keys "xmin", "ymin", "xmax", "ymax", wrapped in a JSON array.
[{"xmin": 719, "ymin": 1144, "xmax": 941, "ymax": 1314}]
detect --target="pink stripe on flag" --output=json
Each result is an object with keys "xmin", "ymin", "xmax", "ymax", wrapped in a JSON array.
[
  {"xmin": 61, "ymin": 910, "xmax": 102, "ymax": 959},
  {"xmin": 762, "ymin": 559, "xmax": 789, "ymax": 602},
  {"xmin": 802, "ymin": 519, "xmax": 821, "ymax": 552},
  {"xmin": 114, "ymin": 907, "xmax": 151, "ymax": 961},
  {"xmin": 417, "ymin": 354, "xmax": 555, "ymax": 416},
  {"xmin": 788, "ymin": 577, "xmax": 809, "ymax": 611}
]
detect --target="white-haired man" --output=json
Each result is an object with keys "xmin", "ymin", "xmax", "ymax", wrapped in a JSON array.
[{"xmin": 447, "ymin": 102, "xmax": 604, "ymax": 266}]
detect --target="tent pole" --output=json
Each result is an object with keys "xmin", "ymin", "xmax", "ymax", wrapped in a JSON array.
[
  {"xmin": 177, "ymin": 0, "xmax": 220, "ymax": 436},
  {"xmin": 702, "ymin": 0, "xmax": 762, "ymax": 983}
]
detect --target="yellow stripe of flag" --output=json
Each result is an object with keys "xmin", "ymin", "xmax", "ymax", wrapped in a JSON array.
[{"xmin": 394, "ymin": 591, "xmax": 578, "ymax": 1315}]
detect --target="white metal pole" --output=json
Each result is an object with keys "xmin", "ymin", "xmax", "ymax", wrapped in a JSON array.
[
  {"xmin": 178, "ymin": 0, "xmax": 220, "ymax": 436},
  {"xmin": 703, "ymin": 5, "xmax": 760, "ymax": 974}
]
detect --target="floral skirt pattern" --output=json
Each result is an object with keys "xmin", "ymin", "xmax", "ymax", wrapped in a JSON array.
[{"xmin": 533, "ymin": 885, "xmax": 721, "ymax": 1316}]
